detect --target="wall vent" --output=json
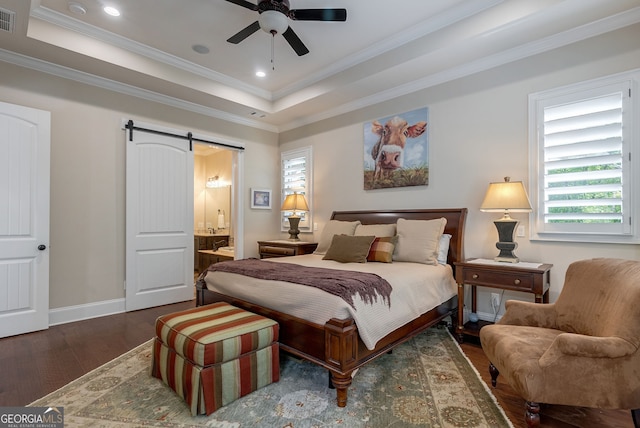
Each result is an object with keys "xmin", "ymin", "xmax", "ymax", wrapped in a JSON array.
[{"xmin": 0, "ymin": 8, "xmax": 15, "ymax": 33}]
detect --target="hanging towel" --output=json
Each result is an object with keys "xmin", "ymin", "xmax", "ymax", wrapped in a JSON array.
[{"xmin": 217, "ymin": 210, "xmax": 225, "ymax": 229}]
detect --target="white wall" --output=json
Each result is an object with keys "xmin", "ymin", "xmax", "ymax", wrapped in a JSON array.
[
  {"xmin": 279, "ymin": 24, "xmax": 640, "ymax": 319},
  {"xmin": 0, "ymin": 61, "xmax": 279, "ymax": 313}
]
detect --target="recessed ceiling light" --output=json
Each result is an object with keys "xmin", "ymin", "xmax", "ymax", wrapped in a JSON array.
[
  {"xmin": 103, "ymin": 6, "xmax": 120, "ymax": 16},
  {"xmin": 256, "ymin": 71, "xmax": 266, "ymax": 77},
  {"xmin": 192, "ymin": 44, "xmax": 210, "ymax": 54}
]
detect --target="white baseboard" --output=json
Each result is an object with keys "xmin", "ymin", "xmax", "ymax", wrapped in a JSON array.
[{"xmin": 48, "ymin": 298, "xmax": 126, "ymax": 326}]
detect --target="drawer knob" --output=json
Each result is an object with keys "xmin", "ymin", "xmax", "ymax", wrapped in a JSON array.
[
  {"xmin": 514, "ymin": 279, "xmax": 521, "ymax": 285},
  {"xmin": 472, "ymin": 274, "xmax": 479, "ymax": 279}
]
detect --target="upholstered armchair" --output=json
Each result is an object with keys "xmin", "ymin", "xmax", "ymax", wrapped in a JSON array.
[{"xmin": 479, "ymin": 258, "xmax": 640, "ymax": 428}]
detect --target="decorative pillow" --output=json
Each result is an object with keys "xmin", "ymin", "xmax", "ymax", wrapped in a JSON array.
[
  {"xmin": 322, "ymin": 235, "xmax": 376, "ymax": 263},
  {"xmin": 354, "ymin": 223, "xmax": 396, "ymax": 237},
  {"xmin": 367, "ymin": 235, "xmax": 399, "ymax": 263},
  {"xmin": 394, "ymin": 217, "xmax": 447, "ymax": 265},
  {"xmin": 437, "ymin": 234, "xmax": 452, "ymax": 265},
  {"xmin": 314, "ymin": 220, "xmax": 361, "ymax": 255}
]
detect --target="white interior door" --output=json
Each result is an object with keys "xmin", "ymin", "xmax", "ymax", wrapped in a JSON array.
[
  {"xmin": 0, "ymin": 102, "xmax": 50, "ymax": 338},
  {"xmin": 126, "ymin": 129, "xmax": 194, "ymax": 311}
]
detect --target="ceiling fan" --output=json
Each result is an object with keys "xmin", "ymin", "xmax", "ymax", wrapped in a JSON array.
[{"xmin": 225, "ymin": 0, "xmax": 347, "ymax": 56}]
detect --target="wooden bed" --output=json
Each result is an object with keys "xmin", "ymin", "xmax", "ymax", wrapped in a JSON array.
[{"xmin": 196, "ymin": 208, "xmax": 467, "ymax": 407}]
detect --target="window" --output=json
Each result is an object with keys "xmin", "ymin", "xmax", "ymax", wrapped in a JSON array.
[
  {"xmin": 281, "ymin": 146, "xmax": 313, "ymax": 233},
  {"xmin": 529, "ymin": 70, "xmax": 640, "ymax": 243}
]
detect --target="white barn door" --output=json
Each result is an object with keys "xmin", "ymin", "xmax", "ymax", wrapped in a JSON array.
[
  {"xmin": 125, "ymin": 127, "xmax": 194, "ymax": 311},
  {"xmin": 0, "ymin": 102, "xmax": 50, "ymax": 337}
]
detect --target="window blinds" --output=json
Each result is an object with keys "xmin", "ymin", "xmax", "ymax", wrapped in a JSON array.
[{"xmin": 542, "ymin": 91, "xmax": 625, "ymax": 225}]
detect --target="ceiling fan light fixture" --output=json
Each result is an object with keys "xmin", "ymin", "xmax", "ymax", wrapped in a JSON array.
[{"xmin": 258, "ymin": 10, "xmax": 288, "ymax": 35}]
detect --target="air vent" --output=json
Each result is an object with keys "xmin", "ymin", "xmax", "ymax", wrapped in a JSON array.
[{"xmin": 0, "ymin": 8, "xmax": 15, "ymax": 33}]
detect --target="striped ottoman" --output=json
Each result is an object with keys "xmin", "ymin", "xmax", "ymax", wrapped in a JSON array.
[{"xmin": 151, "ymin": 302, "xmax": 279, "ymax": 416}]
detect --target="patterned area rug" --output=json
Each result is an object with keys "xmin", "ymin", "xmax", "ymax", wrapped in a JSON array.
[{"xmin": 30, "ymin": 327, "xmax": 513, "ymax": 427}]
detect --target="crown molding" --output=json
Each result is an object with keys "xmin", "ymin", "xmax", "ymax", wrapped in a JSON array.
[
  {"xmin": 30, "ymin": 5, "xmax": 273, "ymax": 101},
  {"xmin": 280, "ymin": 6, "xmax": 640, "ymax": 132},
  {"xmin": 0, "ymin": 48, "xmax": 279, "ymax": 133}
]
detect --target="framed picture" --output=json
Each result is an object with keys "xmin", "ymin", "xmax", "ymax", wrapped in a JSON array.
[
  {"xmin": 363, "ymin": 107, "xmax": 429, "ymax": 190},
  {"xmin": 250, "ymin": 188, "xmax": 272, "ymax": 209}
]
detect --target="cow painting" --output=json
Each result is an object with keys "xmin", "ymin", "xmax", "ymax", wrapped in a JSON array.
[{"xmin": 363, "ymin": 108, "xmax": 429, "ymax": 189}]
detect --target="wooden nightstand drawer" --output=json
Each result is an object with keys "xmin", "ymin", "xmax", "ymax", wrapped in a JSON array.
[
  {"xmin": 260, "ymin": 245, "xmax": 295, "ymax": 257},
  {"xmin": 462, "ymin": 269, "xmax": 534, "ymax": 292},
  {"xmin": 257, "ymin": 240, "xmax": 318, "ymax": 259}
]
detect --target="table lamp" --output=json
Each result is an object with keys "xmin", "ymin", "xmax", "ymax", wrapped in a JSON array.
[
  {"xmin": 281, "ymin": 193, "xmax": 309, "ymax": 240},
  {"xmin": 480, "ymin": 177, "xmax": 532, "ymax": 263}
]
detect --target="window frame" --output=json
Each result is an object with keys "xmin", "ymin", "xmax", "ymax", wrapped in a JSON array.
[
  {"xmin": 280, "ymin": 146, "xmax": 313, "ymax": 234},
  {"xmin": 528, "ymin": 69, "xmax": 640, "ymax": 244}
]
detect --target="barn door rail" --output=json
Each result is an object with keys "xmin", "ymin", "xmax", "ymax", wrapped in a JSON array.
[{"xmin": 125, "ymin": 119, "xmax": 245, "ymax": 151}]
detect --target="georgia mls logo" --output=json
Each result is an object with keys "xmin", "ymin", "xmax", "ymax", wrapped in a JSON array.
[{"xmin": 0, "ymin": 406, "xmax": 64, "ymax": 428}]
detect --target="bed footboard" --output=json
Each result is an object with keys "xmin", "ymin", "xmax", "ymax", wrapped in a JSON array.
[{"xmin": 197, "ymin": 285, "xmax": 457, "ymax": 407}]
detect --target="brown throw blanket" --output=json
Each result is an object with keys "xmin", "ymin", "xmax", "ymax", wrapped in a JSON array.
[{"xmin": 197, "ymin": 259, "xmax": 392, "ymax": 310}]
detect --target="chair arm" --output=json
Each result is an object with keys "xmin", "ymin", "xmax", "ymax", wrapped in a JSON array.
[
  {"xmin": 497, "ymin": 300, "xmax": 557, "ymax": 327},
  {"xmin": 540, "ymin": 334, "xmax": 638, "ymax": 367}
]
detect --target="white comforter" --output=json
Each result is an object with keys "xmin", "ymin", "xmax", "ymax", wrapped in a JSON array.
[{"xmin": 203, "ymin": 254, "xmax": 457, "ymax": 350}]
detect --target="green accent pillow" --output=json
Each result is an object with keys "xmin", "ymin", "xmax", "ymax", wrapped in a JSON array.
[
  {"xmin": 322, "ymin": 235, "xmax": 376, "ymax": 263},
  {"xmin": 313, "ymin": 220, "xmax": 361, "ymax": 255}
]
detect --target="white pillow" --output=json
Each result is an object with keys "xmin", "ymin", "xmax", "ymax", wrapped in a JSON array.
[
  {"xmin": 394, "ymin": 217, "xmax": 447, "ymax": 265},
  {"xmin": 313, "ymin": 220, "xmax": 361, "ymax": 254},
  {"xmin": 354, "ymin": 223, "xmax": 396, "ymax": 237},
  {"xmin": 437, "ymin": 234, "xmax": 452, "ymax": 265}
]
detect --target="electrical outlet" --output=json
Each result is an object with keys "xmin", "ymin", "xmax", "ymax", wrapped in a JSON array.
[
  {"xmin": 516, "ymin": 225, "xmax": 525, "ymax": 237},
  {"xmin": 491, "ymin": 293, "xmax": 500, "ymax": 309}
]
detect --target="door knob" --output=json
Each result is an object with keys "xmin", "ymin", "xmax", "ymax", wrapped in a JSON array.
[{"xmin": 38, "ymin": 245, "xmax": 46, "ymax": 251}]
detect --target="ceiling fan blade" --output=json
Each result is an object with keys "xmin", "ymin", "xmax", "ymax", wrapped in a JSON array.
[
  {"xmin": 227, "ymin": 21, "xmax": 261, "ymax": 44},
  {"xmin": 224, "ymin": 0, "xmax": 258, "ymax": 11},
  {"xmin": 282, "ymin": 27, "xmax": 309, "ymax": 56},
  {"xmin": 289, "ymin": 9, "xmax": 347, "ymax": 21}
]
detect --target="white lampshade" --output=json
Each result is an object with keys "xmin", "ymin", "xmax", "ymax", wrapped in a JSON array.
[
  {"xmin": 480, "ymin": 177, "xmax": 532, "ymax": 213},
  {"xmin": 259, "ymin": 10, "xmax": 289, "ymax": 35},
  {"xmin": 281, "ymin": 193, "xmax": 309, "ymax": 215}
]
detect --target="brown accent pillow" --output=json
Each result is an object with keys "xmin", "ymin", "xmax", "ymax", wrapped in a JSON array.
[
  {"xmin": 322, "ymin": 235, "xmax": 376, "ymax": 263},
  {"xmin": 367, "ymin": 235, "xmax": 399, "ymax": 263},
  {"xmin": 313, "ymin": 220, "xmax": 361, "ymax": 255}
]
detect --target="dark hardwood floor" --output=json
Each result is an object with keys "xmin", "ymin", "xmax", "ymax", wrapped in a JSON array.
[{"xmin": 0, "ymin": 301, "xmax": 634, "ymax": 427}]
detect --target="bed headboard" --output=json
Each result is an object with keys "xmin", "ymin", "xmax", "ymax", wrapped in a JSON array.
[{"xmin": 330, "ymin": 208, "xmax": 467, "ymax": 266}]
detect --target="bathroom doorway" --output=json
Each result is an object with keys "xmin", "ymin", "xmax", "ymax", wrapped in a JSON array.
[{"xmin": 193, "ymin": 144, "xmax": 236, "ymax": 275}]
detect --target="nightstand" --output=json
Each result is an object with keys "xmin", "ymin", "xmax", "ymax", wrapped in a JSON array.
[
  {"xmin": 454, "ymin": 258, "xmax": 553, "ymax": 342},
  {"xmin": 257, "ymin": 240, "xmax": 318, "ymax": 258}
]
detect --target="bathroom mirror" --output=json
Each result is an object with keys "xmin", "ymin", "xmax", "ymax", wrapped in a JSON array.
[{"xmin": 194, "ymin": 146, "xmax": 233, "ymax": 238}]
